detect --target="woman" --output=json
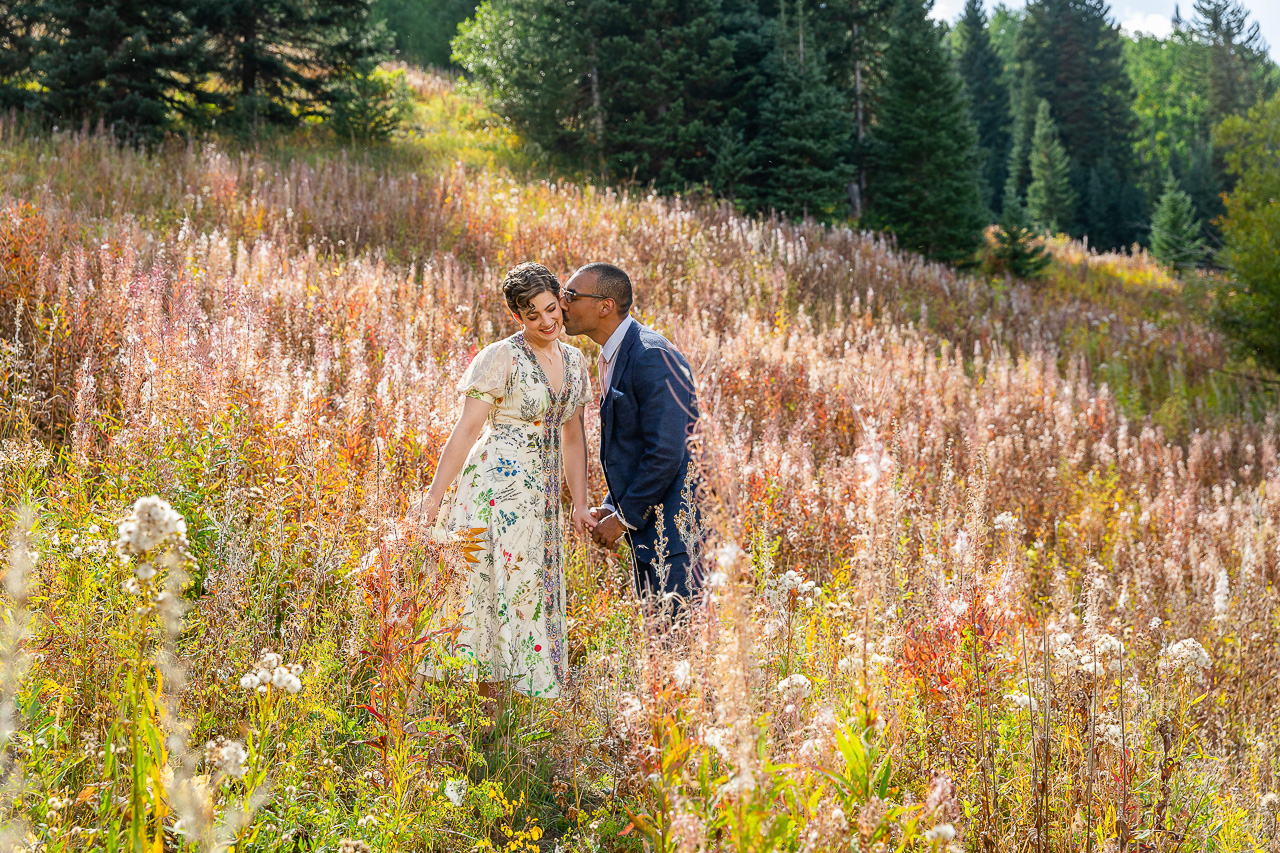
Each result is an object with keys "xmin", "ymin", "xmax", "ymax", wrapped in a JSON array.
[{"xmin": 413, "ymin": 262, "xmax": 592, "ymax": 700}]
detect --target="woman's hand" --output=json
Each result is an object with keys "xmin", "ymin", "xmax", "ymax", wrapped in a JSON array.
[
  {"xmin": 403, "ymin": 494, "xmax": 442, "ymax": 535},
  {"xmin": 571, "ymin": 505, "xmax": 595, "ymax": 538}
]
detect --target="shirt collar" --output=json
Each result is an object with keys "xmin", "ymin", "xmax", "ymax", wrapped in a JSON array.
[{"xmin": 601, "ymin": 316, "xmax": 636, "ymax": 365}]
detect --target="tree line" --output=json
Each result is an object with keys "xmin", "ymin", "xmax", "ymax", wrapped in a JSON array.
[
  {"xmin": 444, "ymin": 0, "xmax": 1275, "ymax": 266},
  {"xmin": 0, "ymin": 0, "xmax": 406, "ymax": 140}
]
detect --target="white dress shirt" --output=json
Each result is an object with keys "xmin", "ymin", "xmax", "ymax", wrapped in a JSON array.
[{"xmin": 598, "ymin": 315, "xmax": 636, "ymax": 393}]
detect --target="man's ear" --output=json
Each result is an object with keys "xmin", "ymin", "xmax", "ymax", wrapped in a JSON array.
[{"xmin": 599, "ymin": 299, "xmax": 614, "ymax": 318}]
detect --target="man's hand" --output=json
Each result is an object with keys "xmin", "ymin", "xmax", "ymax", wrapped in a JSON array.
[{"xmin": 591, "ymin": 511, "xmax": 626, "ymax": 550}]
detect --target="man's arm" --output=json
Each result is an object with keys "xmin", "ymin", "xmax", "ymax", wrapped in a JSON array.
[{"xmin": 611, "ymin": 346, "xmax": 697, "ymax": 529}]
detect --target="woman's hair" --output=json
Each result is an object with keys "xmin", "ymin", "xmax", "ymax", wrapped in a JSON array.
[{"xmin": 502, "ymin": 262, "xmax": 561, "ymax": 314}]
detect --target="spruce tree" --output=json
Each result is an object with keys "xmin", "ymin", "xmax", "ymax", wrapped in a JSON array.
[
  {"xmin": 593, "ymin": 0, "xmax": 745, "ymax": 191},
  {"xmin": 1149, "ymin": 175, "xmax": 1206, "ymax": 272},
  {"xmin": 32, "ymin": 0, "xmax": 216, "ymax": 137},
  {"xmin": 1180, "ymin": 0, "xmax": 1277, "ymax": 123},
  {"xmin": 197, "ymin": 0, "xmax": 388, "ymax": 128},
  {"xmin": 742, "ymin": 43, "xmax": 854, "ymax": 219},
  {"xmin": 956, "ymin": 0, "xmax": 1011, "ymax": 216},
  {"xmin": 992, "ymin": 188, "xmax": 1052, "ymax": 278},
  {"xmin": 1025, "ymin": 99, "xmax": 1076, "ymax": 234},
  {"xmin": 865, "ymin": 0, "xmax": 985, "ymax": 264},
  {"xmin": 373, "ymin": 0, "xmax": 475, "ymax": 67},
  {"xmin": 0, "ymin": 1, "xmax": 38, "ymax": 109},
  {"xmin": 1014, "ymin": 0, "xmax": 1141, "ymax": 247}
]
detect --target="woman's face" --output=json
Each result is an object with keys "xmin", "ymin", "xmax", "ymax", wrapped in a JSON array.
[{"xmin": 514, "ymin": 290, "xmax": 563, "ymax": 346}]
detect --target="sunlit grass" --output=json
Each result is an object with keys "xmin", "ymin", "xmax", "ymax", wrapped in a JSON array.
[{"xmin": 0, "ymin": 69, "xmax": 1278, "ymax": 853}]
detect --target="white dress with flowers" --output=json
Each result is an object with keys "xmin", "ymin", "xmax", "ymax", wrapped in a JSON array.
[{"xmin": 436, "ymin": 333, "xmax": 590, "ymax": 698}]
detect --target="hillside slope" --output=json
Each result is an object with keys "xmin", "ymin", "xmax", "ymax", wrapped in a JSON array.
[{"xmin": 0, "ymin": 71, "xmax": 1277, "ymax": 851}]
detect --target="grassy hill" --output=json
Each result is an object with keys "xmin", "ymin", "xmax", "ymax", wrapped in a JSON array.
[{"xmin": 0, "ymin": 70, "xmax": 1277, "ymax": 851}]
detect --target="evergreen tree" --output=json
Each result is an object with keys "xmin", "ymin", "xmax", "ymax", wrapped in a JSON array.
[
  {"xmin": 592, "ymin": 0, "xmax": 746, "ymax": 191},
  {"xmin": 1013, "ymin": 0, "xmax": 1141, "ymax": 247},
  {"xmin": 956, "ymin": 0, "xmax": 1011, "ymax": 216},
  {"xmin": 1178, "ymin": 0, "xmax": 1277, "ymax": 123},
  {"xmin": 992, "ymin": 188, "xmax": 1052, "ymax": 278},
  {"xmin": 31, "ymin": 0, "xmax": 216, "ymax": 137},
  {"xmin": 198, "ymin": 0, "xmax": 388, "ymax": 128},
  {"xmin": 373, "ymin": 0, "xmax": 475, "ymax": 67},
  {"xmin": 1149, "ymin": 175, "xmax": 1206, "ymax": 272},
  {"xmin": 0, "ymin": 1, "xmax": 38, "ymax": 109},
  {"xmin": 1213, "ymin": 94, "xmax": 1280, "ymax": 370},
  {"xmin": 741, "ymin": 42, "xmax": 854, "ymax": 219},
  {"xmin": 794, "ymin": 0, "xmax": 894, "ymax": 218},
  {"xmin": 1025, "ymin": 99, "xmax": 1076, "ymax": 234},
  {"xmin": 865, "ymin": 0, "xmax": 985, "ymax": 264}
]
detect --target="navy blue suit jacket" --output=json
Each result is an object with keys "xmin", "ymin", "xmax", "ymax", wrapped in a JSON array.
[{"xmin": 600, "ymin": 321, "xmax": 700, "ymax": 565}]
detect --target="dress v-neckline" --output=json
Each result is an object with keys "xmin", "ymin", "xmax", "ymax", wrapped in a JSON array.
[{"xmin": 517, "ymin": 334, "xmax": 567, "ymax": 399}]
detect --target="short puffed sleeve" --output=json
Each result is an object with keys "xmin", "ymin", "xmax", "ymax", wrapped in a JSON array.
[{"xmin": 457, "ymin": 341, "xmax": 515, "ymax": 405}]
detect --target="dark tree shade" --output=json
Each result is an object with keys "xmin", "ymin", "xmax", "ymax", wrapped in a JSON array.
[
  {"xmin": 1025, "ymin": 98, "xmax": 1077, "ymax": 234},
  {"xmin": 32, "ymin": 0, "xmax": 216, "ymax": 136},
  {"xmin": 956, "ymin": 0, "xmax": 1012, "ymax": 216},
  {"xmin": 1178, "ymin": 0, "xmax": 1277, "ymax": 123},
  {"xmin": 1150, "ymin": 174, "xmax": 1206, "ymax": 272},
  {"xmin": 197, "ymin": 0, "xmax": 389, "ymax": 128},
  {"xmin": 0, "ymin": 1, "xmax": 38, "ymax": 109},
  {"xmin": 866, "ymin": 0, "xmax": 985, "ymax": 264},
  {"xmin": 1014, "ymin": 0, "xmax": 1142, "ymax": 247},
  {"xmin": 373, "ymin": 0, "xmax": 475, "ymax": 67},
  {"xmin": 742, "ymin": 44, "xmax": 855, "ymax": 219}
]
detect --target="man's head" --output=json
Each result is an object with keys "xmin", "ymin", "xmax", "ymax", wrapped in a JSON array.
[{"xmin": 560, "ymin": 262, "xmax": 633, "ymax": 341}]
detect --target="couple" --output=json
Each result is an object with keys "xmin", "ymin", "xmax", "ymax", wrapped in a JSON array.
[{"xmin": 412, "ymin": 261, "xmax": 700, "ymax": 700}]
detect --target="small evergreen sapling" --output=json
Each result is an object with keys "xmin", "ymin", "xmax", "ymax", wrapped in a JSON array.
[
  {"xmin": 1150, "ymin": 175, "xmax": 1207, "ymax": 273},
  {"xmin": 991, "ymin": 190, "xmax": 1051, "ymax": 279}
]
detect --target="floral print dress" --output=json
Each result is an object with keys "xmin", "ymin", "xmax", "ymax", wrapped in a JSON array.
[{"xmin": 436, "ymin": 333, "xmax": 590, "ymax": 698}]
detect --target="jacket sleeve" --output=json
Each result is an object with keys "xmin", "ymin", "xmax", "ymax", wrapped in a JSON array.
[{"xmin": 613, "ymin": 346, "xmax": 697, "ymax": 529}]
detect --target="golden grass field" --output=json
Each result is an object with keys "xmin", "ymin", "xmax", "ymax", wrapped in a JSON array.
[{"xmin": 1, "ymin": 69, "xmax": 1279, "ymax": 852}]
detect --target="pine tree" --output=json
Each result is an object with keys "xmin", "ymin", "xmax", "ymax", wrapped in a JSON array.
[
  {"xmin": 1014, "ymin": 0, "xmax": 1141, "ymax": 247},
  {"xmin": 741, "ymin": 42, "xmax": 854, "ymax": 219},
  {"xmin": 800, "ymin": 0, "xmax": 895, "ymax": 218},
  {"xmin": 1149, "ymin": 175, "xmax": 1206, "ymax": 272},
  {"xmin": 865, "ymin": 0, "xmax": 985, "ymax": 264},
  {"xmin": 1025, "ymin": 99, "xmax": 1076, "ymax": 234},
  {"xmin": 0, "ymin": 1, "xmax": 38, "ymax": 109},
  {"xmin": 1180, "ymin": 0, "xmax": 1277, "ymax": 123},
  {"xmin": 31, "ymin": 0, "xmax": 216, "ymax": 137},
  {"xmin": 992, "ymin": 188, "xmax": 1052, "ymax": 278},
  {"xmin": 373, "ymin": 0, "xmax": 475, "ymax": 67},
  {"xmin": 593, "ymin": 0, "xmax": 745, "ymax": 191},
  {"xmin": 956, "ymin": 0, "xmax": 1011, "ymax": 216},
  {"xmin": 197, "ymin": 0, "xmax": 388, "ymax": 129}
]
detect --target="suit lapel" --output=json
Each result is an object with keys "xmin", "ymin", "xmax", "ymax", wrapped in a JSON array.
[{"xmin": 600, "ymin": 320, "xmax": 641, "ymax": 441}]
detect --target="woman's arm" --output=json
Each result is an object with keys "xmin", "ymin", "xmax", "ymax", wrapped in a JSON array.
[
  {"xmin": 562, "ymin": 404, "xmax": 593, "ymax": 536},
  {"xmin": 408, "ymin": 396, "xmax": 493, "ymax": 530}
]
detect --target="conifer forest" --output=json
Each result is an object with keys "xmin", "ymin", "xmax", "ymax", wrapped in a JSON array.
[{"xmin": 2, "ymin": 0, "xmax": 1280, "ymax": 850}]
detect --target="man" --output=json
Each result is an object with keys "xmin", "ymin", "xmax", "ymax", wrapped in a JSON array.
[{"xmin": 559, "ymin": 262, "xmax": 701, "ymax": 605}]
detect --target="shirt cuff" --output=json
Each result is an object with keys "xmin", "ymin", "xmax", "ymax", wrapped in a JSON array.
[{"xmin": 602, "ymin": 502, "xmax": 636, "ymax": 530}]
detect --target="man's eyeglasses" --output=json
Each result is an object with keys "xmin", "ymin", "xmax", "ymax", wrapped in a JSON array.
[{"xmin": 562, "ymin": 288, "xmax": 610, "ymax": 304}]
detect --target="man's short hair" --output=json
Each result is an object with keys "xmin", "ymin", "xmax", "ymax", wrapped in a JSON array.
[{"xmin": 577, "ymin": 262, "xmax": 633, "ymax": 316}]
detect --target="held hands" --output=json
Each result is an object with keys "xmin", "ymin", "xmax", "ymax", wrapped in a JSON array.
[
  {"xmin": 588, "ymin": 507, "xmax": 626, "ymax": 550},
  {"xmin": 571, "ymin": 505, "xmax": 595, "ymax": 538}
]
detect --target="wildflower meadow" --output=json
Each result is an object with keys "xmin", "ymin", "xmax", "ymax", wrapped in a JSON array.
[{"xmin": 2, "ymin": 73, "xmax": 1280, "ymax": 852}]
